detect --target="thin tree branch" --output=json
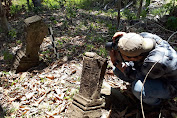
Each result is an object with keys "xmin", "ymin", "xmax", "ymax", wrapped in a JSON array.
[
  {"xmin": 117, "ymin": 0, "xmax": 121, "ymax": 28},
  {"xmin": 127, "ymin": 21, "xmax": 142, "ymax": 30},
  {"xmin": 140, "ymin": 61, "xmax": 159, "ymax": 118},
  {"xmin": 168, "ymin": 42, "xmax": 177, "ymax": 45},
  {"xmin": 137, "ymin": 0, "xmax": 143, "ymax": 18},
  {"xmin": 128, "ymin": 18, "xmax": 175, "ymax": 33},
  {"xmin": 167, "ymin": 31, "xmax": 177, "ymax": 42},
  {"xmin": 145, "ymin": 19, "xmax": 175, "ymax": 33},
  {"xmin": 120, "ymin": 1, "xmax": 134, "ymax": 12}
]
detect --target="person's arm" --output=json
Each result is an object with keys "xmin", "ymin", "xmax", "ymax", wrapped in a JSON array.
[
  {"xmin": 109, "ymin": 50, "xmax": 126, "ymax": 73},
  {"xmin": 110, "ymin": 32, "xmax": 127, "ymax": 73},
  {"xmin": 110, "ymin": 49, "xmax": 137, "ymax": 82}
]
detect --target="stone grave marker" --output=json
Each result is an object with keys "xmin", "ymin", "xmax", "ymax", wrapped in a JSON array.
[
  {"xmin": 11, "ymin": 15, "xmax": 48, "ymax": 72},
  {"xmin": 67, "ymin": 52, "xmax": 108, "ymax": 118}
]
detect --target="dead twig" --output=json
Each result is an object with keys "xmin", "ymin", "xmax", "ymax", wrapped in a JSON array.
[
  {"xmin": 140, "ymin": 61, "xmax": 159, "ymax": 118},
  {"xmin": 120, "ymin": 1, "xmax": 134, "ymax": 12},
  {"xmin": 128, "ymin": 18, "xmax": 175, "ymax": 34},
  {"xmin": 168, "ymin": 101, "xmax": 177, "ymax": 112},
  {"xmin": 96, "ymin": 32, "xmax": 108, "ymax": 34},
  {"xmin": 168, "ymin": 42, "xmax": 177, "ymax": 45},
  {"xmin": 127, "ymin": 21, "xmax": 143, "ymax": 30},
  {"xmin": 145, "ymin": 19, "xmax": 175, "ymax": 33},
  {"xmin": 167, "ymin": 31, "xmax": 177, "ymax": 42}
]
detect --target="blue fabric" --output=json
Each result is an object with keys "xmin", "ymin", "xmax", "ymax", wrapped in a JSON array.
[
  {"xmin": 132, "ymin": 79, "xmax": 170, "ymax": 105},
  {"xmin": 113, "ymin": 32, "xmax": 177, "ymax": 105},
  {"xmin": 113, "ymin": 67, "xmax": 171, "ymax": 105}
]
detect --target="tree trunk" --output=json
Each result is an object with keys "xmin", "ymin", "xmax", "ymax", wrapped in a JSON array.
[
  {"xmin": 117, "ymin": 0, "xmax": 121, "ymax": 29},
  {"xmin": 125, "ymin": 0, "xmax": 128, "ymax": 6},
  {"xmin": 4, "ymin": 0, "xmax": 12, "ymax": 17},
  {"xmin": 0, "ymin": 0, "xmax": 10, "ymax": 33},
  {"xmin": 137, "ymin": 0, "xmax": 143, "ymax": 18},
  {"xmin": 32, "ymin": 0, "xmax": 42, "ymax": 7},
  {"xmin": 27, "ymin": 0, "xmax": 31, "ymax": 10}
]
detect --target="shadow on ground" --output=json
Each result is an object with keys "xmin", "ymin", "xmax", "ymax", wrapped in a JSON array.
[{"xmin": 0, "ymin": 104, "xmax": 5, "ymax": 118}]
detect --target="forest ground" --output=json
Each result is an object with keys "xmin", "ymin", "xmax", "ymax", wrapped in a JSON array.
[{"xmin": 0, "ymin": 0, "xmax": 177, "ymax": 118}]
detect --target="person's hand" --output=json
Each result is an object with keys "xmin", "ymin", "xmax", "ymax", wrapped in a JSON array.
[
  {"xmin": 112, "ymin": 32, "xmax": 126, "ymax": 42},
  {"xmin": 109, "ymin": 49, "xmax": 127, "ymax": 73},
  {"xmin": 109, "ymin": 32, "xmax": 128, "ymax": 73},
  {"xmin": 109, "ymin": 50, "xmax": 120, "ymax": 65},
  {"xmin": 110, "ymin": 32, "xmax": 126, "ymax": 64}
]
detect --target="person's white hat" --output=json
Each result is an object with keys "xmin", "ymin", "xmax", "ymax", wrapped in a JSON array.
[{"xmin": 118, "ymin": 33, "xmax": 155, "ymax": 57}]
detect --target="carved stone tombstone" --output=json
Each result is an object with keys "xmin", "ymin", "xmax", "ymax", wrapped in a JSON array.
[
  {"xmin": 11, "ymin": 15, "xmax": 48, "ymax": 72},
  {"xmin": 67, "ymin": 52, "xmax": 107, "ymax": 118}
]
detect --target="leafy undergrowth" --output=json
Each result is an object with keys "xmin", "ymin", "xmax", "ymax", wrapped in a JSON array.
[{"xmin": 0, "ymin": 3, "xmax": 177, "ymax": 118}]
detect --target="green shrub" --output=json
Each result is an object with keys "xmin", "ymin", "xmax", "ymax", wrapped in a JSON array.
[
  {"xmin": 86, "ymin": 44, "xmax": 94, "ymax": 51},
  {"xmin": 43, "ymin": 0, "xmax": 61, "ymax": 9},
  {"xmin": 65, "ymin": 6, "xmax": 77, "ymax": 18},
  {"xmin": 8, "ymin": 29, "xmax": 17, "ymax": 38},
  {"xmin": 140, "ymin": 9, "xmax": 148, "ymax": 18},
  {"xmin": 16, "ymin": 40, "xmax": 21, "ymax": 45},
  {"xmin": 95, "ymin": 37, "xmax": 105, "ymax": 43},
  {"xmin": 3, "ymin": 51, "xmax": 13, "ymax": 61},
  {"xmin": 107, "ymin": 9, "xmax": 117, "ymax": 18},
  {"xmin": 98, "ymin": 47, "xmax": 107, "ymax": 57},
  {"xmin": 10, "ymin": 5, "xmax": 22, "ymax": 15},
  {"xmin": 166, "ymin": 16, "xmax": 177, "ymax": 31},
  {"xmin": 122, "ymin": 9, "xmax": 137, "ymax": 20},
  {"xmin": 150, "ymin": 7, "xmax": 168, "ymax": 17},
  {"xmin": 150, "ymin": 1, "xmax": 175, "ymax": 18}
]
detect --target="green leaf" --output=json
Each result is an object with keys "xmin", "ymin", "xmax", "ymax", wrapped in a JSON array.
[
  {"xmin": 145, "ymin": 0, "xmax": 150, "ymax": 7},
  {"xmin": 3, "ymin": 51, "xmax": 13, "ymax": 61}
]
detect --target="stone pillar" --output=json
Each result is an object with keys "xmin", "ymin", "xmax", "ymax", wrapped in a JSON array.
[
  {"xmin": 67, "ymin": 52, "xmax": 107, "ymax": 118},
  {"xmin": 11, "ymin": 15, "xmax": 48, "ymax": 72}
]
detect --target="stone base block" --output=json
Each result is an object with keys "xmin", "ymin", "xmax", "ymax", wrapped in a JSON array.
[
  {"xmin": 66, "ymin": 94, "xmax": 105, "ymax": 118},
  {"xmin": 66, "ymin": 103, "xmax": 104, "ymax": 118}
]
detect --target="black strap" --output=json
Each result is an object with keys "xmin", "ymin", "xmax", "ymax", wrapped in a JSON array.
[
  {"xmin": 113, "ymin": 50, "xmax": 128, "ymax": 67},
  {"xmin": 113, "ymin": 60, "xmax": 119, "ymax": 66}
]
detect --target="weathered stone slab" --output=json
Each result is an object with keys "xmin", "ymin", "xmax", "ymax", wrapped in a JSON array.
[
  {"xmin": 24, "ymin": 15, "xmax": 48, "ymax": 61},
  {"xmin": 11, "ymin": 15, "xmax": 48, "ymax": 72},
  {"xmin": 67, "ymin": 103, "xmax": 103, "ymax": 118},
  {"xmin": 67, "ymin": 52, "xmax": 108, "ymax": 118}
]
